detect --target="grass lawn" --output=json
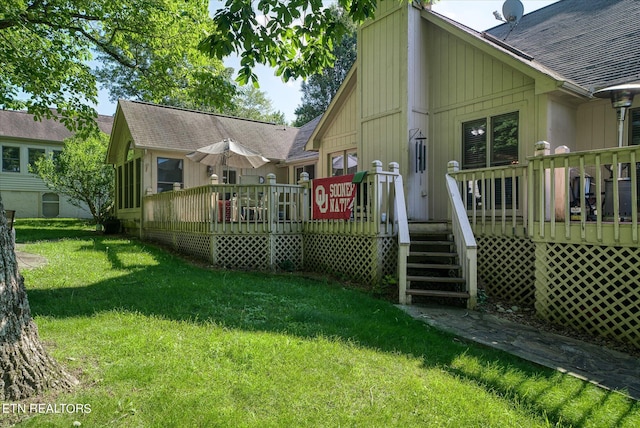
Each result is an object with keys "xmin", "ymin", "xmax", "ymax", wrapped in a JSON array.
[{"xmin": 6, "ymin": 219, "xmax": 640, "ymax": 427}]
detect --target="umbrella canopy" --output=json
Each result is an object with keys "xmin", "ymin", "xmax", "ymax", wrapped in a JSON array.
[
  {"xmin": 187, "ymin": 138, "xmax": 269, "ymax": 169},
  {"xmin": 332, "ymin": 153, "xmax": 358, "ymax": 169}
]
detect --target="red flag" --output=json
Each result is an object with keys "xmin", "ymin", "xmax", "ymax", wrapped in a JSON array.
[{"xmin": 312, "ymin": 175, "xmax": 357, "ymax": 220}]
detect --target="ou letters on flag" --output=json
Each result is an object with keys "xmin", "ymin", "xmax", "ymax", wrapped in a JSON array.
[{"xmin": 312, "ymin": 174, "xmax": 357, "ymax": 220}]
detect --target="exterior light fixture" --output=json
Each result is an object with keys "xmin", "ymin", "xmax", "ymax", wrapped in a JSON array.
[
  {"xmin": 593, "ymin": 83, "xmax": 640, "ymax": 147},
  {"xmin": 593, "ymin": 82, "xmax": 640, "ymax": 218}
]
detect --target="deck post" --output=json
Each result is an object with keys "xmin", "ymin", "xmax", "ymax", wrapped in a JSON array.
[
  {"xmin": 298, "ymin": 172, "xmax": 310, "ymax": 222},
  {"xmin": 554, "ymin": 146, "xmax": 570, "ymax": 222},
  {"xmin": 534, "ymin": 141, "xmax": 551, "ymax": 237}
]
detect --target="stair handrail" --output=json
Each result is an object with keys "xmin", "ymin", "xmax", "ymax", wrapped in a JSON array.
[
  {"xmin": 446, "ymin": 161, "xmax": 478, "ymax": 308},
  {"xmin": 388, "ymin": 162, "xmax": 411, "ymax": 304}
]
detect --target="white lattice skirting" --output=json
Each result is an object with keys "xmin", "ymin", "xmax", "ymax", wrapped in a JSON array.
[
  {"xmin": 303, "ymin": 234, "xmax": 397, "ymax": 284},
  {"xmin": 144, "ymin": 229, "xmax": 303, "ymax": 271},
  {"xmin": 144, "ymin": 229, "xmax": 395, "ymax": 283},
  {"xmin": 477, "ymin": 236, "xmax": 536, "ymax": 305},
  {"xmin": 535, "ymin": 242, "xmax": 640, "ymax": 349}
]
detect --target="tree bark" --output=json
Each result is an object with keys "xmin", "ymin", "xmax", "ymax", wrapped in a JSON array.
[{"xmin": 1, "ymin": 199, "xmax": 77, "ymax": 400}]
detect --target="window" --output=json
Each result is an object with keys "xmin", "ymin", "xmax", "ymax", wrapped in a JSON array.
[
  {"xmin": 295, "ymin": 164, "xmax": 315, "ymax": 181},
  {"xmin": 42, "ymin": 193, "xmax": 59, "ymax": 217},
  {"xmin": 117, "ymin": 143, "xmax": 141, "ymax": 209},
  {"xmin": 28, "ymin": 148, "xmax": 45, "ymax": 172},
  {"xmin": 52, "ymin": 150, "xmax": 62, "ymax": 163},
  {"xmin": 630, "ymin": 108, "xmax": 640, "ymax": 146},
  {"xmin": 2, "ymin": 146, "xmax": 20, "ymax": 172},
  {"xmin": 330, "ymin": 150, "xmax": 357, "ymax": 176},
  {"xmin": 222, "ymin": 170, "xmax": 237, "ymax": 184},
  {"xmin": 463, "ymin": 112, "xmax": 519, "ymax": 209},
  {"xmin": 157, "ymin": 157, "xmax": 183, "ymax": 193},
  {"xmin": 462, "ymin": 112, "xmax": 518, "ymax": 168}
]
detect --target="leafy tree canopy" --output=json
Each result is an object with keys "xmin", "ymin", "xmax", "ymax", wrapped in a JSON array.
[
  {"xmin": 203, "ymin": 0, "xmax": 381, "ymax": 85},
  {"xmin": 225, "ymin": 85, "xmax": 286, "ymax": 124},
  {"xmin": 1, "ymin": 0, "xmax": 234, "ymax": 132},
  {"xmin": 293, "ymin": 5, "xmax": 357, "ymax": 126},
  {"xmin": 32, "ymin": 133, "xmax": 114, "ymax": 224}
]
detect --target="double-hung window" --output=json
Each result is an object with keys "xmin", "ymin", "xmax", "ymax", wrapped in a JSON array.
[
  {"xmin": 2, "ymin": 146, "xmax": 20, "ymax": 172},
  {"xmin": 157, "ymin": 157, "xmax": 183, "ymax": 193},
  {"xmin": 330, "ymin": 150, "xmax": 358, "ymax": 176},
  {"xmin": 463, "ymin": 112, "xmax": 519, "ymax": 169},
  {"xmin": 462, "ymin": 112, "xmax": 519, "ymax": 208},
  {"xmin": 630, "ymin": 108, "xmax": 640, "ymax": 146}
]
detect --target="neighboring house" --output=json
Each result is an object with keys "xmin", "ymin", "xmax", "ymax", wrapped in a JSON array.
[
  {"xmin": 106, "ymin": 100, "xmax": 310, "ymax": 232},
  {"xmin": 284, "ymin": 115, "xmax": 321, "ymax": 183},
  {"xmin": 306, "ymin": 0, "xmax": 640, "ymax": 220},
  {"xmin": 0, "ymin": 110, "xmax": 113, "ymax": 218}
]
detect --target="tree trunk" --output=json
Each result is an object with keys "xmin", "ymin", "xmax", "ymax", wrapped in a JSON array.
[{"xmin": 1, "ymin": 199, "xmax": 77, "ymax": 400}]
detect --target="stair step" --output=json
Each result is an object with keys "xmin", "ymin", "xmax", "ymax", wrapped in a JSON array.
[
  {"xmin": 405, "ymin": 289, "xmax": 470, "ymax": 299},
  {"xmin": 407, "ymin": 262, "xmax": 461, "ymax": 270},
  {"xmin": 410, "ymin": 240, "xmax": 454, "ymax": 246},
  {"xmin": 407, "ymin": 275, "xmax": 466, "ymax": 284},
  {"xmin": 409, "ymin": 251, "xmax": 458, "ymax": 258},
  {"xmin": 409, "ymin": 251, "xmax": 457, "ymax": 258}
]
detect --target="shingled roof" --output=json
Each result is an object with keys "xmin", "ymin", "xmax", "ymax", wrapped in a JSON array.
[
  {"xmin": 0, "ymin": 109, "xmax": 113, "ymax": 142},
  {"xmin": 115, "ymin": 100, "xmax": 297, "ymax": 161},
  {"xmin": 286, "ymin": 115, "xmax": 321, "ymax": 163},
  {"xmin": 486, "ymin": 0, "xmax": 640, "ymax": 91}
]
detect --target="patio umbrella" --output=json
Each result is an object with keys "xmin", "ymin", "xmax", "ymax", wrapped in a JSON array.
[
  {"xmin": 332, "ymin": 153, "xmax": 358, "ymax": 169},
  {"xmin": 187, "ymin": 138, "xmax": 270, "ymax": 170}
]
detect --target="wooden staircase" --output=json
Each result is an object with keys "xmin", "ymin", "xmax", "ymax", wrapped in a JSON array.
[{"xmin": 404, "ymin": 223, "xmax": 470, "ymax": 305}]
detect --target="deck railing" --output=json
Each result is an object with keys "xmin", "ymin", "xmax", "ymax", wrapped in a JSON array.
[
  {"xmin": 448, "ymin": 163, "xmax": 528, "ymax": 237},
  {"xmin": 143, "ymin": 161, "xmax": 406, "ymax": 238},
  {"xmin": 143, "ymin": 174, "xmax": 306, "ymax": 234},
  {"xmin": 448, "ymin": 142, "xmax": 640, "ymax": 245},
  {"xmin": 446, "ymin": 162, "xmax": 478, "ymax": 308}
]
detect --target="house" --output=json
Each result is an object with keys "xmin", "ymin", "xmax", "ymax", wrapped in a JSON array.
[
  {"xmin": 106, "ymin": 100, "xmax": 313, "ymax": 233},
  {"xmin": 0, "ymin": 110, "xmax": 113, "ymax": 218},
  {"xmin": 284, "ymin": 115, "xmax": 321, "ymax": 183},
  {"xmin": 107, "ymin": 0, "xmax": 639, "ymax": 349},
  {"xmin": 308, "ymin": 0, "xmax": 640, "ymax": 220},
  {"xmin": 306, "ymin": 0, "xmax": 639, "ymax": 348}
]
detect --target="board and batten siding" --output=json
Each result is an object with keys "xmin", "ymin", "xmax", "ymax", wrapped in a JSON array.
[
  {"xmin": 318, "ymin": 83, "xmax": 358, "ymax": 176},
  {"xmin": 575, "ymin": 98, "xmax": 639, "ymax": 152},
  {"xmin": 358, "ymin": 2, "xmax": 407, "ymax": 176},
  {"xmin": 427, "ymin": 25, "xmax": 537, "ymax": 219}
]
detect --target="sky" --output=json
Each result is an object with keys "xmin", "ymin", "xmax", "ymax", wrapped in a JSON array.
[{"xmin": 95, "ymin": 0, "xmax": 559, "ymax": 123}]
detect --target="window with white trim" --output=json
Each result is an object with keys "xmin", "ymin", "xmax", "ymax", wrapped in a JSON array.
[
  {"xmin": 330, "ymin": 150, "xmax": 357, "ymax": 176},
  {"xmin": 2, "ymin": 146, "xmax": 20, "ymax": 172},
  {"xmin": 462, "ymin": 112, "xmax": 519, "ymax": 169},
  {"xmin": 157, "ymin": 157, "xmax": 183, "ymax": 193},
  {"xmin": 462, "ymin": 112, "xmax": 519, "ymax": 209}
]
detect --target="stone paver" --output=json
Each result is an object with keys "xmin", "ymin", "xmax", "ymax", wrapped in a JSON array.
[
  {"xmin": 15, "ymin": 244, "xmax": 48, "ymax": 271},
  {"xmin": 398, "ymin": 304, "xmax": 640, "ymax": 401}
]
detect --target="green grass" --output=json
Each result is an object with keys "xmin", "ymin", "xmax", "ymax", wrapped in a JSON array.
[{"xmin": 7, "ymin": 219, "xmax": 640, "ymax": 427}]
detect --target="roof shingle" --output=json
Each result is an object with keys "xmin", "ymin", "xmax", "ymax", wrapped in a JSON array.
[
  {"xmin": 118, "ymin": 100, "xmax": 297, "ymax": 160},
  {"xmin": 486, "ymin": 0, "xmax": 640, "ymax": 90},
  {"xmin": 0, "ymin": 110, "xmax": 113, "ymax": 142}
]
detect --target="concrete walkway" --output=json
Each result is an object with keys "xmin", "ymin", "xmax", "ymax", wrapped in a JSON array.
[
  {"xmin": 398, "ymin": 304, "xmax": 640, "ymax": 401},
  {"xmin": 15, "ymin": 244, "xmax": 48, "ymax": 271}
]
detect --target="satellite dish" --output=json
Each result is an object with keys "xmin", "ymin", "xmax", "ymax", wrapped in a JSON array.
[{"xmin": 502, "ymin": 0, "xmax": 524, "ymax": 25}]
